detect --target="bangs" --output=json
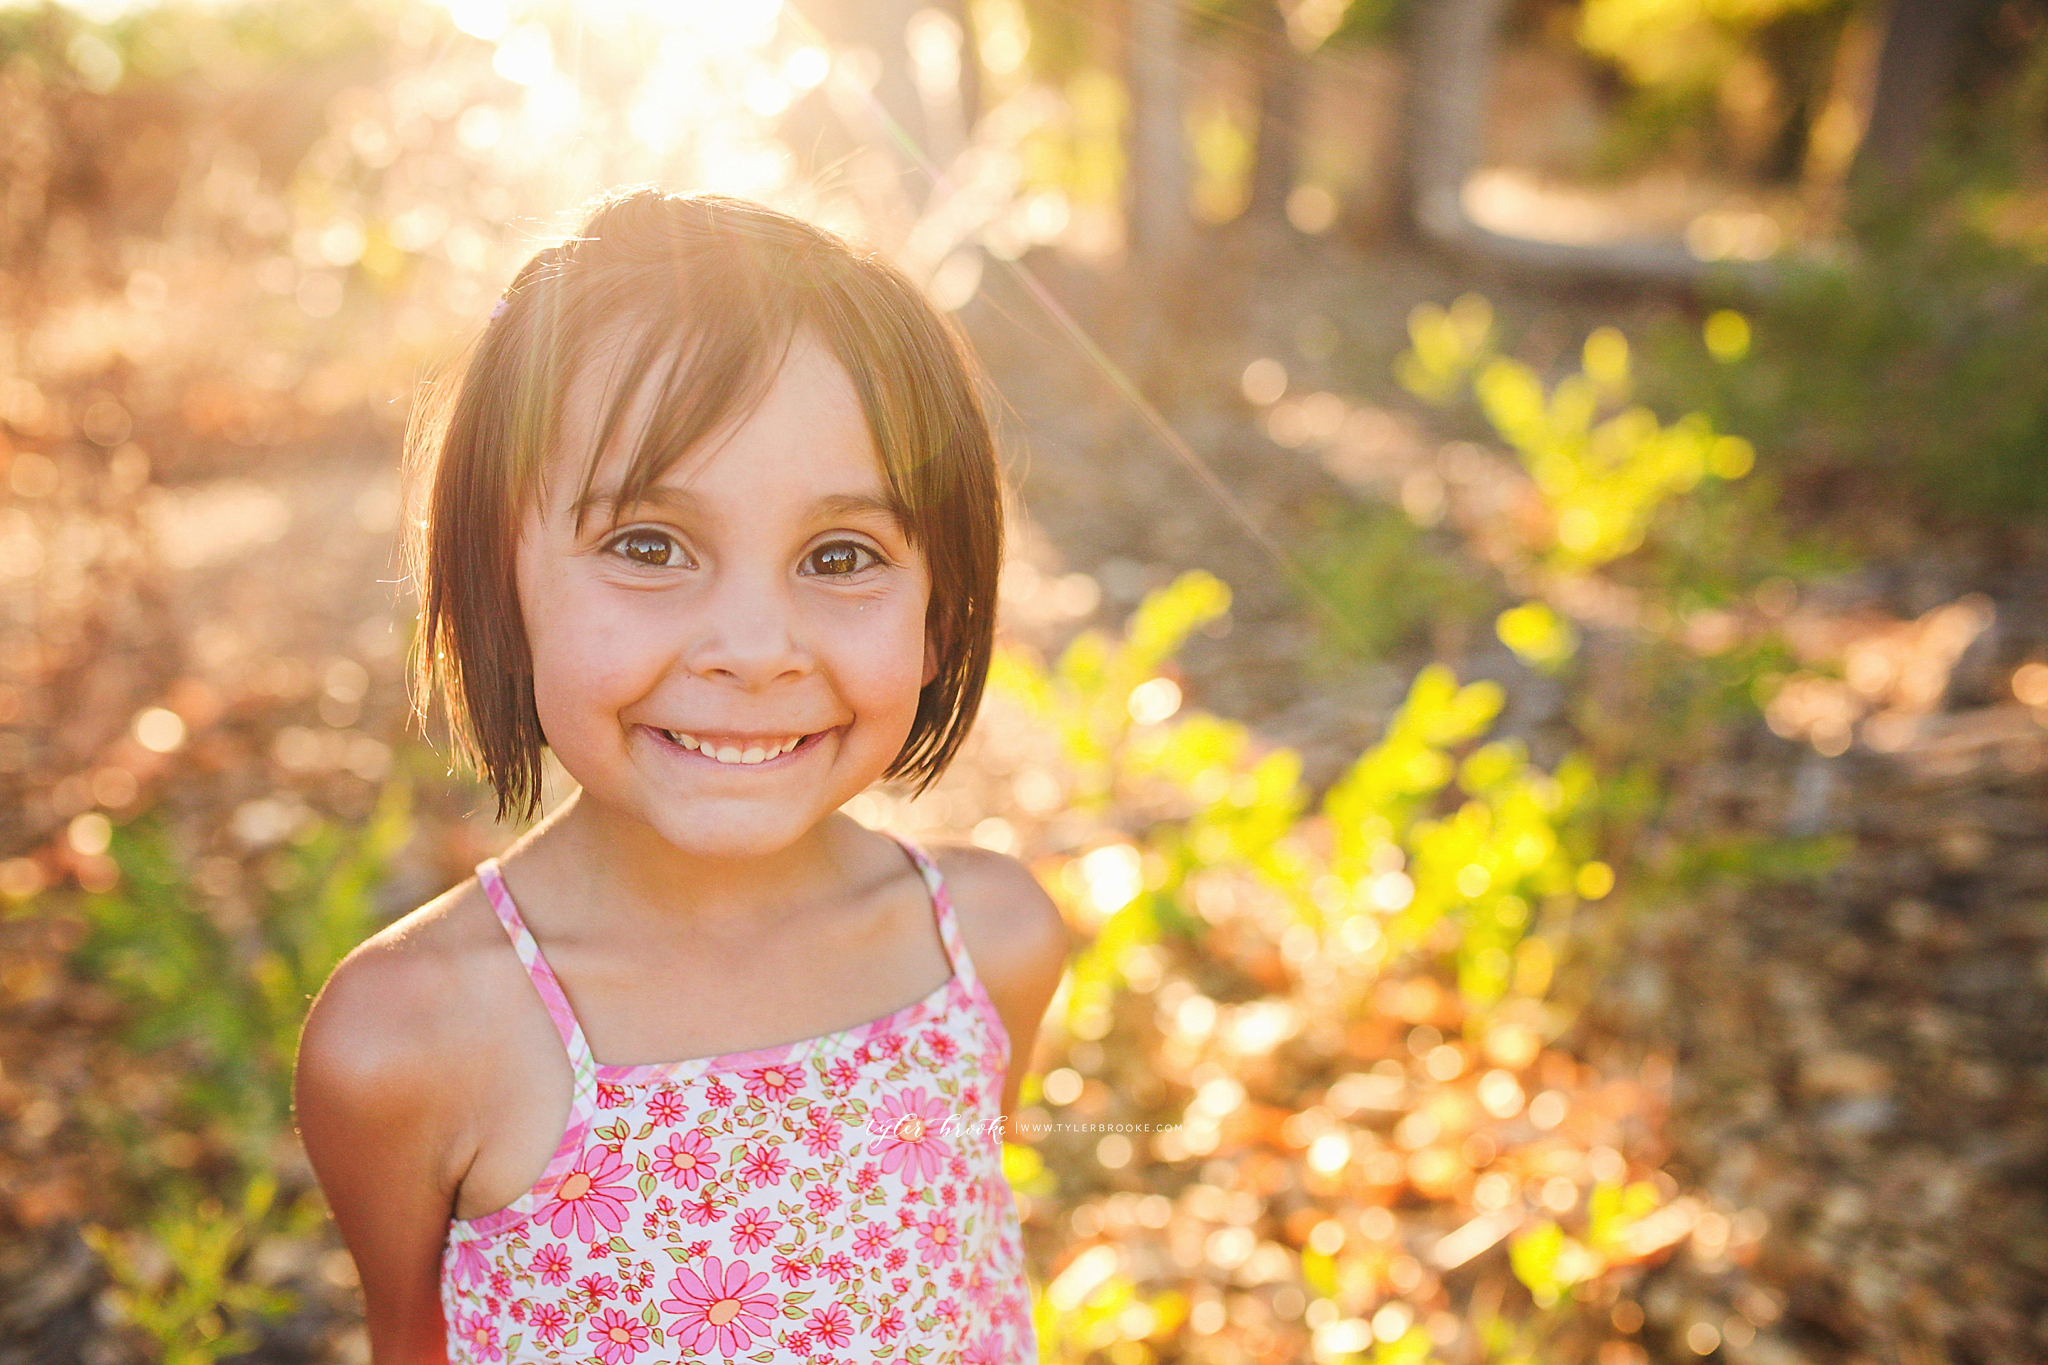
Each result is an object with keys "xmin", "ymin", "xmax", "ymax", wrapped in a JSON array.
[{"xmin": 547, "ymin": 277, "xmax": 803, "ymax": 540}]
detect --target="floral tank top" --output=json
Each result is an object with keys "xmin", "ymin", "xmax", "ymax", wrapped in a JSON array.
[{"xmin": 440, "ymin": 833, "xmax": 1038, "ymax": 1364}]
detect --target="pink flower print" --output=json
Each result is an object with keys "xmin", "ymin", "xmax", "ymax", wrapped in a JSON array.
[
  {"xmin": 538, "ymin": 1145, "xmax": 634, "ymax": 1243},
  {"xmin": 965, "ymin": 1262, "xmax": 996, "ymax": 1309},
  {"xmin": 937, "ymin": 1296, "xmax": 961, "ymax": 1324},
  {"xmin": 879, "ymin": 1032, "xmax": 907, "ymax": 1058},
  {"xmin": 917, "ymin": 1210, "xmax": 961, "ymax": 1263},
  {"xmin": 578, "ymin": 1271, "xmax": 620, "ymax": 1308},
  {"xmin": 964, "ymin": 1330, "xmax": 1008, "ymax": 1365},
  {"xmin": 532, "ymin": 1244, "xmax": 573, "ymax": 1285},
  {"xmin": 655, "ymin": 1194, "xmax": 675, "ymax": 1214},
  {"xmin": 885, "ymin": 1247, "xmax": 908, "ymax": 1272},
  {"xmin": 871, "ymin": 1087, "xmax": 953, "ymax": 1184},
  {"xmin": 650, "ymin": 1129, "xmax": 718, "ymax": 1190},
  {"xmin": 647, "ymin": 1088, "xmax": 687, "ymax": 1124},
  {"xmin": 688, "ymin": 1239, "xmax": 712, "ymax": 1258},
  {"xmin": 855, "ymin": 1162, "xmax": 880, "ymax": 1192},
  {"xmin": 730, "ymin": 1207, "xmax": 781, "ymax": 1253},
  {"xmin": 876, "ymin": 1305, "xmax": 907, "ymax": 1341},
  {"xmin": 821, "ymin": 1252, "xmax": 855, "ymax": 1283},
  {"xmin": 658, "ymin": 1254, "xmax": 779, "ymax": 1357},
  {"xmin": 771, "ymin": 1252, "xmax": 813, "ymax": 1284},
  {"xmin": 787, "ymin": 1330, "xmax": 814, "ymax": 1352},
  {"xmin": 923, "ymin": 1028, "xmax": 957, "ymax": 1062},
  {"xmin": 853, "ymin": 1224, "xmax": 892, "ymax": 1259},
  {"xmin": 586, "ymin": 1306, "xmax": 648, "ymax": 1364},
  {"xmin": 948, "ymin": 1268, "xmax": 964, "ymax": 1289},
  {"xmin": 451, "ymin": 1309, "xmax": 502, "ymax": 1362},
  {"xmin": 942, "ymin": 1182, "xmax": 958, "ymax": 1206},
  {"xmin": 738, "ymin": 1143, "xmax": 789, "ymax": 1187},
  {"xmin": 705, "ymin": 1078, "xmax": 736, "ymax": 1106},
  {"xmin": 852, "ymin": 1043, "xmax": 872, "ymax": 1065},
  {"xmin": 801, "ymin": 1114, "xmax": 841, "ymax": 1157},
  {"xmin": 597, "ymin": 1080, "xmax": 630, "ymax": 1108},
  {"xmin": 828, "ymin": 1057, "xmax": 860, "ymax": 1089},
  {"xmin": 508, "ymin": 1301, "xmax": 527, "ymax": 1325},
  {"xmin": 805, "ymin": 1184, "xmax": 841, "ymax": 1215},
  {"xmin": 446, "ymin": 1237, "xmax": 490, "ymax": 1289},
  {"xmin": 742, "ymin": 1063, "xmax": 800, "ymax": 1103},
  {"xmin": 680, "ymin": 1190, "xmax": 724, "ymax": 1226},
  {"xmin": 807, "ymin": 1302, "xmax": 853, "ymax": 1348},
  {"xmin": 489, "ymin": 1266, "xmax": 512, "ymax": 1296},
  {"xmin": 529, "ymin": 1303, "xmax": 570, "ymax": 1344}
]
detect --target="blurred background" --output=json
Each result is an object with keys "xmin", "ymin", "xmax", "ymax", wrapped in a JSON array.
[{"xmin": 1, "ymin": 0, "xmax": 2046, "ymax": 1361}]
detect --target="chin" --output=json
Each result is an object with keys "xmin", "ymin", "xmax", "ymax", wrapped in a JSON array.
[{"xmin": 639, "ymin": 803, "xmax": 829, "ymax": 860}]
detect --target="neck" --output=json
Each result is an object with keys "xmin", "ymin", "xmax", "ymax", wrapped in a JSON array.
[{"xmin": 500, "ymin": 786, "xmax": 878, "ymax": 935}]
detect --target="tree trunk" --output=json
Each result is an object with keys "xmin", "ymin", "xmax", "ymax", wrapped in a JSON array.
[
  {"xmin": 1403, "ymin": 0, "xmax": 1511, "ymax": 243},
  {"xmin": 1245, "ymin": 0, "xmax": 1302, "ymax": 227},
  {"xmin": 811, "ymin": 0, "xmax": 931, "ymax": 169},
  {"xmin": 1124, "ymin": 0, "xmax": 1189, "ymax": 262},
  {"xmin": 1851, "ymin": 0, "xmax": 1995, "ymax": 189},
  {"xmin": 945, "ymin": 0, "xmax": 980, "ymax": 131},
  {"xmin": 1398, "ymin": 0, "xmax": 1770, "ymax": 289}
]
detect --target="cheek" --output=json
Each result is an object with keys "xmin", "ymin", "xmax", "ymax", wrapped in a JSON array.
[
  {"xmin": 832, "ymin": 599, "xmax": 932, "ymax": 712},
  {"xmin": 516, "ymin": 553, "xmax": 655, "ymax": 721}
]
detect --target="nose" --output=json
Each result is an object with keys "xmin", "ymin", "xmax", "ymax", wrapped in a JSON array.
[{"xmin": 682, "ymin": 563, "xmax": 814, "ymax": 688}]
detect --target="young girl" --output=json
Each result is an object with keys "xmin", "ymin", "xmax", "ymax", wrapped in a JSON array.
[{"xmin": 293, "ymin": 188, "xmax": 1071, "ymax": 1365}]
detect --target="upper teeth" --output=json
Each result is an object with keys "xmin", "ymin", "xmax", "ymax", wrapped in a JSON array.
[{"xmin": 660, "ymin": 730, "xmax": 806, "ymax": 764}]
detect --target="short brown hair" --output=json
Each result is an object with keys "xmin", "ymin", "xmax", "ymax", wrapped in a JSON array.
[{"xmin": 403, "ymin": 188, "xmax": 1004, "ymax": 823}]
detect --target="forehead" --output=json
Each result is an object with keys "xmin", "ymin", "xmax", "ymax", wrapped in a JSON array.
[{"xmin": 541, "ymin": 319, "xmax": 884, "ymax": 519}]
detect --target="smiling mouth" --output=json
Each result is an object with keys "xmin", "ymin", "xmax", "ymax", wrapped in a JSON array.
[{"xmin": 648, "ymin": 726, "xmax": 831, "ymax": 766}]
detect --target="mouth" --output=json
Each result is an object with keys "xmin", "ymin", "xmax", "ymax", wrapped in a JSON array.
[{"xmin": 643, "ymin": 725, "xmax": 834, "ymax": 768}]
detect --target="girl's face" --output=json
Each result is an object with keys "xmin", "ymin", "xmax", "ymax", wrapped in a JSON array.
[{"xmin": 514, "ymin": 326, "xmax": 937, "ymax": 860}]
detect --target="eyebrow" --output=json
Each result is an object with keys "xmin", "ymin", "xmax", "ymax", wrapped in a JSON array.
[{"xmin": 576, "ymin": 483, "xmax": 904, "ymax": 530}]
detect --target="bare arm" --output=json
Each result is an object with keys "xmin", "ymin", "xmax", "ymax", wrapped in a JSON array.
[
  {"xmin": 941, "ymin": 846, "xmax": 1074, "ymax": 1134},
  {"xmin": 294, "ymin": 938, "xmax": 475, "ymax": 1365}
]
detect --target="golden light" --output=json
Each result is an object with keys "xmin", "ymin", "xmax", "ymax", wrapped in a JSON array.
[
  {"xmin": 1078, "ymin": 842, "xmax": 1144, "ymax": 920},
  {"xmin": 133, "ymin": 706, "xmax": 187, "ymax": 753},
  {"xmin": 425, "ymin": 0, "xmax": 823, "ymax": 216}
]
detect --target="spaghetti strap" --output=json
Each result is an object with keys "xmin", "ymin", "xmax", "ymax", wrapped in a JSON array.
[
  {"xmin": 883, "ymin": 830, "xmax": 982, "ymax": 994},
  {"xmin": 474, "ymin": 859, "xmax": 601, "ymax": 1121}
]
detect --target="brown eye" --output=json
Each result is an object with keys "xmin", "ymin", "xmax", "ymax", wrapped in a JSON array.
[
  {"xmin": 611, "ymin": 529, "xmax": 679, "ymax": 566},
  {"xmin": 807, "ymin": 541, "xmax": 878, "ymax": 577}
]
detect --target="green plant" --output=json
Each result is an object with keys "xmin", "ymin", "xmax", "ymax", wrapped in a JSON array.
[
  {"xmin": 1651, "ymin": 225, "xmax": 2048, "ymax": 522},
  {"xmin": 80, "ymin": 1171, "xmax": 297, "ymax": 1365},
  {"xmin": 1400, "ymin": 297, "xmax": 1757, "ymax": 580},
  {"xmin": 1295, "ymin": 498, "xmax": 1495, "ymax": 671},
  {"xmin": 992, "ymin": 566, "xmax": 1613, "ymax": 1044},
  {"xmin": 68, "ymin": 772, "xmax": 415, "ymax": 1360},
  {"xmin": 992, "ymin": 568, "xmax": 1625, "ymax": 1357},
  {"xmin": 75, "ymin": 776, "xmax": 413, "ymax": 1168}
]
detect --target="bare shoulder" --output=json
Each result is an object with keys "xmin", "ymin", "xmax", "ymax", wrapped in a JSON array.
[
  {"xmin": 924, "ymin": 843, "xmax": 1072, "ymax": 1000},
  {"xmin": 294, "ymin": 879, "xmax": 499, "ymax": 1150},
  {"xmin": 293, "ymin": 880, "xmax": 507, "ymax": 1347}
]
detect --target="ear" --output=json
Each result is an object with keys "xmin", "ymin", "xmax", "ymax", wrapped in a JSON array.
[{"xmin": 922, "ymin": 627, "xmax": 940, "ymax": 688}]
